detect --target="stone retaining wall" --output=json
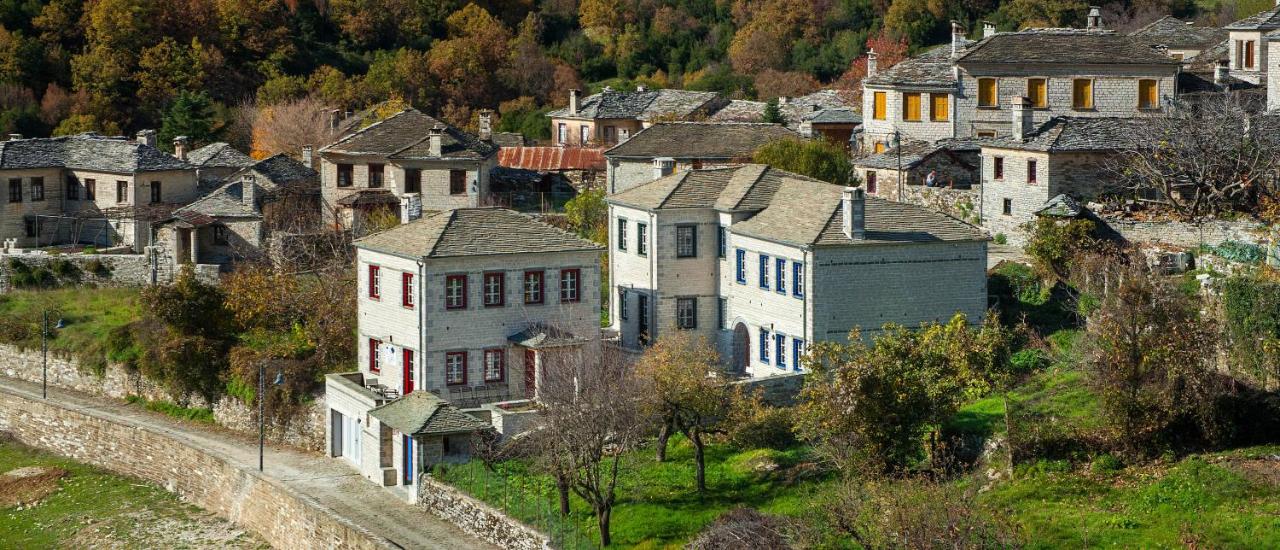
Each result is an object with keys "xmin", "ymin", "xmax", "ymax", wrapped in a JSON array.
[
  {"xmin": 733, "ymin": 372, "xmax": 805, "ymax": 406},
  {"xmin": 417, "ymin": 475, "xmax": 548, "ymax": 550},
  {"xmin": 1099, "ymin": 216, "xmax": 1269, "ymax": 249},
  {"xmin": 0, "ymin": 251, "xmax": 219, "ymax": 293},
  {"xmin": 0, "ymin": 387, "xmax": 394, "ymax": 550}
]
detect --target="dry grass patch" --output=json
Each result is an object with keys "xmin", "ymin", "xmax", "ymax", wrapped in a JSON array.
[{"xmin": 0, "ymin": 466, "xmax": 68, "ymax": 508}]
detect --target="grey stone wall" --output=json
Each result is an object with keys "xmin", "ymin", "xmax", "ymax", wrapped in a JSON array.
[
  {"xmin": 0, "ymin": 251, "xmax": 219, "ymax": 293},
  {"xmin": 732, "ymin": 372, "xmax": 805, "ymax": 406},
  {"xmin": 416, "ymin": 475, "xmax": 548, "ymax": 550},
  {"xmin": 900, "ymin": 185, "xmax": 981, "ymax": 224},
  {"xmin": 1100, "ymin": 216, "xmax": 1270, "ymax": 250}
]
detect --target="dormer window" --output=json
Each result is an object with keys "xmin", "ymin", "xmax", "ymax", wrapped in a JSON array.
[{"xmin": 978, "ymin": 78, "xmax": 998, "ymax": 108}]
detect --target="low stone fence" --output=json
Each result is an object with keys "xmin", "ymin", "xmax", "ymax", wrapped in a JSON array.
[
  {"xmin": 0, "ymin": 387, "xmax": 394, "ymax": 550},
  {"xmin": 417, "ymin": 475, "xmax": 549, "ymax": 550},
  {"xmin": 1098, "ymin": 216, "xmax": 1270, "ymax": 250},
  {"xmin": 901, "ymin": 185, "xmax": 981, "ymax": 225},
  {"xmin": 0, "ymin": 343, "xmax": 325, "ymax": 452},
  {"xmin": 733, "ymin": 372, "xmax": 806, "ymax": 406},
  {"xmin": 0, "ymin": 250, "xmax": 219, "ymax": 293}
]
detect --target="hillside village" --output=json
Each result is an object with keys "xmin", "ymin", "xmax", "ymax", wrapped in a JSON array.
[{"xmin": 2, "ymin": 4, "xmax": 1280, "ymax": 550}]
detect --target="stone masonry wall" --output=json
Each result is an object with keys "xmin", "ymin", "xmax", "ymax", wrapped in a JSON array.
[
  {"xmin": 417, "ymin": 475, "xmax": 548, "ymax": 550},
  {"xmin": 1099, "ymin": 216, "xmax": 1270, "ymax": 250},
  {"xmin": 0, "ymin": 389, "xmax": 394, "ymax": 550},
  {"xmin": 0, "ymin": 251, "xmax": 219, "ymax": 293}
]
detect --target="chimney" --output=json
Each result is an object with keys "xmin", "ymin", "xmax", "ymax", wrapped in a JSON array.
[
  {"xmin": 1215, "ymin": 60, "xmax": 1229, "ymax": 86},
  {"xmin": 1011, "ymin": 96, "xmax": 1033, "ymax": 141},
  {"xmin": 636, "ymin": 84, "xmax": 648, "ymax": 92},
  {"xmin": 983, "ymin": 21, "xmax": 996, "ymax": 38},
  {"xmin": 428, "ymin": 124, "xmax": 444, "ymax": 157},
  {"xmin": 951, "ymin": 21, "xmax": 966, "ymax": 57},
  {"xmin": 778, "ymin": 96, "xmax": 789, "ymax": 106},
  {"xmin": 136, "ymin": 129, "xmax": 157, "ymax": 148},
  {"xmin": 301, "ymin": 145, "xmax": 313, "ymax": 169},
  {"xmin": 241, "ymin": 174, "xmax": 256, "ymax": 209},
  {"xmin": 477, "ymin": 109, "xmax": 492, "ymax": 141},
  {"xmin": 842, "ymin": 187, "xmax": 866, "ymax": 240},
  {"xmin": 569, "ymin": 89, "xmax": 580, "ymax": 115},
  {"xmin": 173, "ymin": 136, "xmax": 189, "ymax": 160},
  {"xmin": 1087, "ymin": 6, "xmax": 1102, "ymax": 30},
  {"xmin": 7, "ymin": 134, "xmax": 20, "ymax": 141},
  {"xmin": 653, "ymin": 157, "xmax": 675, "ymax": 179},
  {"xmin": 867, "ymin": 49, "xmax": 878, "ymax": 77},
  {"xmin": 329, "ymin": 109, "xmax": 342, "ymax": 130}
]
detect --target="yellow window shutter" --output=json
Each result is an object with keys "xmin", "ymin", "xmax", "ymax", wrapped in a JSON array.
[
  {"xmin": 1140, "ymin": 80, "xmax": 1158, "ymax": 109},
  {"xmin": 873, "ymin": 92, "xmax": 886, "ymax": 120},
  {"xmin": 978, "ymin": 78, "xmax": 996, "ymax": 107},
  {"xmin": 903, "ymin": 93, "xmax": 921, "ymax": 121},
  {"xmin": 930, "ymin": 94, "xmax": 948, "ymax": 121},
  {"xmin": 1028, "ymin": 79, "xmax": 1046, "ymax": 108},
  {"xmin": 1073, "ymin": 79, "xmax": 1093, "ymax": 109}
]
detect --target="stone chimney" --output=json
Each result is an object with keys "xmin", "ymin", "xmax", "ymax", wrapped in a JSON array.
[
  {"xmin": 867, "ymin": 49, "xmax": 878, "ymax": 77},
  {"xmin": 173, "ymin": 136, "xmax": 189, "ymax": 160},
  {"xmin": 301, "ymin": 145, "xmax": 313, "ymax": 169},
  {"xmin": 653, "ymin": 157, "xmax": 675, "ymax": 179},
  {"xmin": 241, "ymin": 174, "xmax": 256, "ymax": 209},
  {"xmin": 7, "ymin": 134, "xmax": 20, "ymax": 141},
  {"xmin": 428, "ymin": 124, "xmax": 444, "ymax": 157},
  {"xmin": 951, "ymin": 21, "xmax": 966, "ymax": 57},
  {"xmin": 569, "ymin": 89, "xmax": 580, "ymax": 115},
  {"xmin": 842, "ymin": 187, "xmax": 866, "ymax": 241},
  {"xmin": 1011, "ymin": 96, "xmax": 1033, "ymax": 141},
  {"xmin": 1087, "ymin": 6, "xmax": 1102, "ymax": 30},
  {"xmin": 329, "ymin": 109, "xmax": 342, "ymax": 130},
  {"xmin": 136, "ymin": 129, "xmax": 157, "ymax": 148},
  {"xmin": 636, "ymin": 84, "xmax": 648, "ymax": 92},
  {"xmin": 1215, "ymin": 60, "xmax": 1229, "ymax": 86},
  {"xmin": 983, "ymin": 21, "xmax": 996, "ymax": 38},
  {"xmin": 477, "ymin": 109, "xmax": 492, "ymax": 141}
]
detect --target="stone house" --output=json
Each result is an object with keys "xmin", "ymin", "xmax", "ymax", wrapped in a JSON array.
[
  {"xmin": 853, "ymin": 138, "xmax": 983, "ymax": 200},
  {"xmin": 602, "ymin": 122, "xmax": 799, "ymax": 193},
  {"xmin": 1224, "ymin": 3, "xmax": 1280, "ymax": 85},
  {"xmin": 605, "ymin": 164, "xmax": 988, "ymax": 376},
  {"xmin": 318, "ymin": 109, "xmax": 498, "ymax": 230},
  {"xmin": 546, "ymin": 87, "xmax": 728, "ymax": 147},
  {"xmin": 0, "ymin": 133, "xmax": 196, "ymax": 250},
  {"xmin": 495, "ymin": 146, "xmax": 606, "ymax": 196},
  {"xmin": 798, "ymin": 108, "xmax": 862, "ymax": 150},
  {"xmin": 1130, "ymin": 16, "xmax": 1228, "ymax": 63},
  {"xmin": 184, "ymin": 141, "xmax": 256, "ymax": 191}
]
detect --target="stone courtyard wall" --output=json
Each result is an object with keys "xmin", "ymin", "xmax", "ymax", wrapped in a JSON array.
[
  {"xmin": 416, "ymin": 475, "xmax": 549, "ymax": 550},
  {"xmin": 0, "ymin": 250, "xmax": 219, "ymax": 293},
  {"xmin": 1098, "ymin": 216, "xmax": 1270, "ymax": 250}
]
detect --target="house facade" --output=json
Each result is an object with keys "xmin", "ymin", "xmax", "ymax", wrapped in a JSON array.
[
  {"xmin": 606, "ymin": 165, "xmax": 988, "ymax": 377},
  {"xmin": 1224, "ymin": 4, "xmax": 1280, "ymax": 84},
  {"xmin": 546, "ymin": 87, "xmax": 727, "ymax": 147},
  {"xmin": 603, "ymin": 122, "xmax": 798, "ymax": 194}
]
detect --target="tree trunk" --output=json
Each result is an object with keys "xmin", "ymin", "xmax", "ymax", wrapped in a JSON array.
[
  {"xmin": 597, "ymin": 505, "xmax": 612, "ymax": 547},
  {"xmin": 655, "ymin": 420, "xmax": 672, "ymax": 462},
  {"xmin": 692, "ymin": 429, "xmax": 706, "ymax": 493},
  {"xmin": 555, "ymin": 473, "xmax": 570, "ymax": 517}
]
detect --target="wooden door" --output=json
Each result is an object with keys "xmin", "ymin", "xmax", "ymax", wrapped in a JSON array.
[{"xmin": 524, "ymin": 349, "xmax": 537, "ymax": 398}]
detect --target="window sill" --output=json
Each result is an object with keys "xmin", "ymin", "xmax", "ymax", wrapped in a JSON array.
[
  {"xmin": 977, "ymin": 106, "xmax": 1001, "ymax": 110},
  {"xmin": 523, "ymin": 301, "xmax": 545, "ymax": 306},
  {"xmin": 1071, "ymin": 107, "xmax": 1097, "ymax": 112},
  {"xmin": 445, "ymin": 306, "xmax": 467, "ymax": 311},
  {"xmin": 484, "ymin": 302, "xmax": 505, "ymax": 308},
  {"xmin": 1138, "ymin": 107, "xmax": 1162, "ymax": 113},
  {"xmin": 561, "ymin": 298, "xmax": 581, "ymax": 304}
]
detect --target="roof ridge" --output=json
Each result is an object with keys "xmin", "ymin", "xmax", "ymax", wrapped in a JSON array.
[
  {"xmin": 322, "ymin": 108, "xmax": 418, "ymax": 152},
  {"xmin": 730, "ymin": 165, "xmax": 770, "ymax": 210},
  {"xmin": 656, "ymin": 171, "xmax": 692, "ymax": 209},
  {"xmin": 425, "ymin": 209, "xmax": 459, "ymax": 257}
]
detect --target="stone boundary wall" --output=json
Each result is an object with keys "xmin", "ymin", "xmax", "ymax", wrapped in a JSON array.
[
  {"xmin": 0, "ymin": 344, "xmax": 325, "ymax": 452},
  {"xmin": 901, "ymin": 185, "xmax": 981, "ymax": 225},
  {"xmin": 1098, "ymin": 216, "xmax": 1269, "ymax": 250},
  {"xmin": 733, "ymin": 372, "xmax": 806, "ymax": 406},
  {"xmin": 0, "ymin": 251, "xmax": 219, "ymax": 293},
  {"xmin": 417, "ymin": 475, "xmax": 549, "ymax": 550},
  {"xmin": 0, "ymin": 387, "xmax": 395, "ymax": 550}
]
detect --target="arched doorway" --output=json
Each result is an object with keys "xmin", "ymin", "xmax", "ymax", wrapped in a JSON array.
[{"xmin": 731, "ymin": 323, "xmax": 750, "ymax": 374}]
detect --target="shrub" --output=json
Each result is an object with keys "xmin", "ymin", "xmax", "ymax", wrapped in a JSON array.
[
  {"xmin": 752, "ymin": 138, "xmax": 855, "ymax": 185},
  {"xmin": 1022, "ymin": 217, "xmax": 1100, "ymax": 282},
  {"xmin": 1090, "ymin": 453, "xmax": 1122, "ymax": 474},
  {"xmin": 690, "ymin": 508, "xmax": 792, "ymax": 550},
  {"xmin": 84, "ymin": 259, "xmax": 111, "ymax": 277},
  {"xmin": 993, "ymin": 233, "xmax": 1008, "ymax": 245},
  {"xmin": 49, "ymin": 259, "xmax": 80, "ymax": 280},
  {"xmin": 811, "ymin": 478, "xmax": 1023, "ymax": 548},
  {"xmin": 82, "ymin": 246, "xmax": 98, "ymax": 254},
  {"xmin": 1009, "ymin": 348, "xmax": 1049, "ymax": 374},
  {"xmin": 726, "ymin": 389, "xmax": 797, "ymax": 451}
]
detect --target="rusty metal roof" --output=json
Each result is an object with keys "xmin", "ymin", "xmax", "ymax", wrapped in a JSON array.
[{"xmin": 497, "ymin": 147, "xmax": 606, "ymax": 172}]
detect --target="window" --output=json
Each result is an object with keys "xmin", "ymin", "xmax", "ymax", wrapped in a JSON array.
[
  {"xmin": 930, "ymin": 93, "xmax": 949, "ymax": 121},
  {"xmin": 1243, "ymin": 40, "xmax": 1256, "ymax": 69},
  {"xmin": 775, "ymin": 333, "xmax": 786, "ymax": 369},
  {"xmin": 484, "ymin": 349, "xmax": 504, "ymax": 382},
  {"xmin": 368, "ymin": 164, "xmax": 384, "ymax": 188},
  {"xmin": 483, "ymin": 272, "xmax": 505, "ymax": 307},
  {"xmin": 873, "ymin": 142, "xmax": 886, "ymax": 153},
  {"xmin": 759, "ymin": 254, "xmax": 770, "ymax": 289},
  {"xmin": 872, "ymin": 92, "xmax": 886, "ymax": 120},
  {"xmin": 759, "ymin": 327, "xmax": 770, "ymax": 364},
  {"xmin": 449, "ymin": 170, "xmax": 467, "ymax": 195},
  {"xmin": 993, "ymin": 157, "xmax": 1004, "ymax": 180},
  {"xmin": 976, "ymin": 131, "xmax": 997, "ymax": 138},
  {"xmin": 31, "ymin": 178, "xmax": 44, "ymax": 201},
  {"xmin": 866, "ymin": 171, "xmax": 877, "ymax": 194},
  {"xmin": 213, "ymin": 225, "xmax": 229, "ymax": 245},
  {"xmin": 1027, "ymin": 78, "xmax": 1047, "ymax": 108},
  {"xmin": 402, "ymin": 273, "xmax": 414, "ymax": 308},
  {"xmin": 368, "ymin": 265, "xmax": 381, "ymax": 299},
  {"xmin": 676, "ymin": 297, "xmax": 697, "ymax": 329},
  {"xmin": 559, "ymin": 268, "xmax": 580, "ymax": 303},
  {"xmin": 524, "ymin": 270, "xmax": 544, "ymax": 304},
  {"xmin": 718, "ymin": 226, "xmax": 726, "ymax": 258},
  {"xmin": 403, "ymin": 349, "xmax": 415, "ymax": 394},
  {"xmin": 84, "ymin": 178, "xmax": 95, "ymax": 200},
  {"xmin": 604, "ymin": 125, "xmax": 617, "ymax": 144},
  {"xmin": 902, "ymin": 92, "xmax": 922, "ymax": 122},
  {"xmin": 637, "ymin": 223, "xmax": 647, "ymax": 256},
  {"xmin": 558, "ymin": 123, "xmax": 567, "ymax": 144},
  {"xmin": 149, "ymin": 181, "xmax": 160, "ymax": 204},
  {"xmin": 978, "ymin": 78, "xmax": 998, "ymax": 108},
  {"xmin": 616, "ymin": 218, "xmax": 627, "ymax": 251},
  {"xmin": 792, "ymin": 338, "xmax": 805, "ymax": 371},
  {"xmin": 579, "ymin": 125, "xmax": 590, "ymax": 145},
  {"xmin": 1139, "ymin": 79, "xmax": 1159, "ymax": 110},
  {"xmin": 337, "ymin": 163, "xmax": 353, "ymax": 187},
  {"xmin": 676, "ymin": 225, "xmax": 697, "ymax": 258},
  {"xmin": 638, "ymin": 294, "xmax": 650, "ymax": 345},
  {"xmin": 446, "ymin": 352, "xmax": 467, "ymax": 385},
  {"xmin": 9, "ymin": 178, "xmax": 22, "ymax": 202},
  {"xmin": 405, "ymin": 168, "xmax": 421, "ymax": 193},
  {"xmin": 368, "ymin": 338, "xmax": 381, "ymax": 373},
  {"xmin": 116, "ymin": 180, "xmax": 127, "ymax": 203},
  {"xmin": 1072, "ymin": 79, "xmax": 1093, "ymax": 110},
  {"xmin": 65, "ymin": 175, "xmax": 78, "ymax": 200},
  {"xmin": 793, "ymin": 261, "xmax": 804, "ymax": 298},
  {"xmin": 775, "ymin": 258, "xmax": 786, "ymax": 294},
  {"xmin": 445, "ymin": 274, "xmax": 467, "ymax": 310},
  {"xmin": 1027, "ymin": 160, "xmax": 1037, "ymax": 184},
  {"xmin": 718, "ymin": 298, "xmax": 726, "ymax": 329},
  {"xmin": 619, "ymin": 288, "xmax": 629, "ymax": 320},
  {"xmin": 23, "ymin": 218, "xmax": 36, "ymax": 237},
  {"xmin": 735, "ymin": 249, "xmax": 746, "ymax": 284},
  {"xmin": 1002, "ymin": 198, "xmax": 1012, "ymax": 216}
]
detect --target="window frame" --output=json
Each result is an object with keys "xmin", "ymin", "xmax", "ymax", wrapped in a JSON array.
[
  {"xmin": 445, "ymin": 274, "xmax": 468, "ymax": 310},
  {"xmin": 523, "ymin": 270, "xmax": 545, "ymax": 305},
  {"xmin": 978, "ymin": 78, "xmax": 998, "ymax": 108},
  {"xmin": 337, "ymin": 163, "xmax": 353, "ymax": 187},
  {"xmin": 759, "ymin": 327, "xmax": 770, "ymax": 364},
  {"xmin": 618, "ymin": 288, "xmax": 629, "ymax": 321},
  {"xmin": 735, "ymin": 249, "xmax": 746, "ymax": 284},
  {"xmin": 929, "ymin": 93, "xmax": 949, "ymax": 122},
  {"xmin": 636, "ymin": 222, "xmax": 648, "ymax": 256},
  {"xmin": 1138, "ymin": 79, "xmax": 1160, "ymax": 110},
  {"xmin": 792, "ymin": 261, "xmax": 804, "ymax": 298},
  {"xmin": 775, "ymin": 333, "xmax": 787, "ymax": 369},
  {"xmin": 775, "ymin": 258, "xmax": 786, "ymax": 294},
  {"xmin": 676, "ymin": 297, "xmax": 697, "ymax": 329},
  {"xmin": 1027, "ymin": 78, "xmax": 1048, "ymax": 109},
  {"xmin": 616, "ymin": 218, "xmax": 627, "ymax": 251},
  {"xmin": 866, "ymin": 171, "xmax": 877, "ymax": 194},
  {"xmin": 483, "ymin": 271, "xmax": 505, "ymax": 307},
  {"xmin": 483, "ymin": 349, "xmax": 505, "ymax": 382},
  {"xmin": 368, "ymin": 265, "xmax": 381, "ymax": 299},
  {"xmin": 872, "ymin": 91, "xmax": 886, "ymax": 120},
  {"xmin": 558, "ymin": 123, "xmax": 568, "ymax": 144},
  {"xmin": 792, "ymin": 338, "xmax": 805, "ymax": 371},
  {"xmin": 403, "ymin": 349, "xmax": 415, "ymax": 394},
  {"xmin": 368, "ymin": 163, "xmax": 384, "ymax": 188},
  {"xmin": 30, "ymin": 177, "xmax": 44, "ymax": 202},
  {"xmin": 213, "ymin": 225, "xmax": 229, "ymax": 245},
  {"xmin": 993, "ymin": 156, "xmax": 1004, "ymax": 180},
  {"xmin": 718, "ymin": 226, "xmax": 727, "ymax": 258},
  {"xmin": 1072, "ymin": 78, "xmax": 1094, "ymax": 110},
  {"xmin": 1002, "ymin": 198, "xmax": 1013, "ymax": 216},
  {"xmin": 116, "ymin": 180, "xmax": 127, "ymax": 203},
  {"xmin": 368, "ymin": 338, "xmax": 382, "ymax": 373},
  {"xmin": 1027, "ymin": 159, "xmax": 1038, "ymax": 184},
  {"xmin": 675, "ymin": 224, "xmax": 697, "ymax": 258},
  {"xmin": 445, "ymin": 351, "xmax": 467, "ymax": 386},
  {"xmin": 449, "ymin": 170, "xmax": 467, "ymax": 195},
  {"xmin": 758, "ymin": 253, "xmax": 770, "ymax": 289},
  {"xmin": 84, "ymin": 178, "xmax": 95, "ymax": 201},
  {"xmin": 148, "ymin": 180, "xmax": 160, "ymax": 204},
  {"xmin": 559, "ymin": 268, "xmax": 581, "ymax": 303},
  {"xmin": 65, "ymin": 175, "xmax": 78, "ymax": 201},
  {"xmin": 404, "ymin": 168, "xmax": 422, "ymax": 193},
  {"xmin": 402, "ymin": 272, "xmax": 415, "ymax": 309}
]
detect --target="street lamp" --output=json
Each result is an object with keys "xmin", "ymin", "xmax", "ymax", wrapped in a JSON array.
[
  {"xmin": 41, "ymin": 310, "xmax": 64, "ymax": 399},
  {"xmin": 893, "ymin": 130, "xmax": 904, "ymax": 200},
  {"xmin": 259, "ymin": 364, "xmax": 285, "ymax": 472}
]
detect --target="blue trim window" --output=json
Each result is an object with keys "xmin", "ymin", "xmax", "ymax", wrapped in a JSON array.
[
  {"xmin": 792, "ymin": 338, "xmax": 805, "ymax": 372},
  {"xmin": 759, "ymin": 327, "xmax": 770, "ymax": 364},
  {"xmin": 775, "ymin": 333, "xmax": 786, "ymax": 369},
  {"xmin": 792, "ymin": 261, "xmax": 804, "ymax": 298},
  {"xmin": 735, "ymin": 249, "xmax": 746, "ymax": 283},
  {"xmin": 759, "ymin": 254, "xmax": 770, "ymax": 289},
  {"xmin": 775, "ymin": 258, "xmax": 786, "ymax": 294}
]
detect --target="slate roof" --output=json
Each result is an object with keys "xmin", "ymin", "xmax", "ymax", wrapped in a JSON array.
[
  {"xmin": 320, "ymin": 109, "xmax": 497, "ymax": 160},
  {"xmin": 508, "ymin": 324, "xmax": 590, "ymax": 349},
  {"xmin": 186, "ymin": 142, "xmax": 255, "ymax": 169},
  {"xmin": 354, "ymin": 208, "xmax": 603, "ymax": 259},
  {"xmin": 546, "ymin": 89, "xmax": 721, "ymax": 121},
  {"xmin": 369, "ymin": 391, "xmax": 488, "ymax": 437},
  {"xmin": 707, "ymin": 99, "xmax": 766, "ymax": 122},
  {"xmin": 172, "ymin": 179, "xmax": 258, "ymax": 220},
  {"xmin": 248, "ymin": 153, "xmax": 319, "ymax": 189},
  {"xmin": 1130, "ymin": 16, "xmax": 1228, "ymax": 51},
  {"xmin": 498, "ymin": 147, "xmax": 606, "ymax": 171},
  {"xmin": 864, "ymin": 45, "xmax": 961, "ymax": 87},
  {"xmin": 804, "ymin": 108, "xmax": 862, "ymax": 124},
  {"xmin": 1225, "ymin": 5, "xmax": 1280, "ymax": 30},
  {"xmin": 854, "ymin": 138, "xmax": 985, "ymax": 170},
  {"xmin": 604, "ymin": 122, "xmax": 797, "ymax": 159},
  {"xmin": 606, "ymin": 164, "xmax": 823, "ymax": 213},
  {"xmin": 957, "ymin": 29, "xmax": 1179, "ymax": 65},
  {"xmin": 1036, "ymin": 194, "xmax": 1086, "ymax": 218},
  {"xmin": 984, "ymin": 117, "xmax": 1151, "ymax": 152},
  {"xmin": 0, "ymin": 134, "xmax": 191, "ymax": 173}
]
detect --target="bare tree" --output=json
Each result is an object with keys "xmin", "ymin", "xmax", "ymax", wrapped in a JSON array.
[
  {"xmin": 1109, "ymin": 93, "xmax": 1280, "ymax": 220},
  {"xmin": 249, "ymin": 96, "xmax": 340, "ymax": 159}
]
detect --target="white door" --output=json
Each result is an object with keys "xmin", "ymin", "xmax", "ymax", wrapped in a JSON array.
[{"xmin": 341, "ymin": 413, "xmax": 361, "ymax": 465}]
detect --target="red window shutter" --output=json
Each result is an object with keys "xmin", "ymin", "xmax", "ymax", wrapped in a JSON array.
[
  {"xmin": 403, "ymin": 349, "xmax": 414, "ymax": 394},
  {"xmin": 369, "ymin": 339, "xmax": 380, "ymax": 373},
  {"xmin": 368, "ymin": 265, "xmax": 380, "ymax": 299}
]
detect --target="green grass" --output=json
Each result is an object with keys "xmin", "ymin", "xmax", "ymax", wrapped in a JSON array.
[
  {"xmin": 124, "ymin": 396, "xmax": 216, "ymax": 424},
  {"xmin": 0, "ymin": 287, "xmax": 141, "ymax": 372}
]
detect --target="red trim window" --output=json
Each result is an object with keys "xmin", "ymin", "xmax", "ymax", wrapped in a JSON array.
[
  {"xmin": 367, "ymin": 265, "xmax": 381, "ymax": 299},
  {"xmin": 523, "ymin": 270, "xmax": 544, "ymax": 304},
  {"xmin": 445, "ymin": 351, "xmax": 467, "ymax": 385},
  {"xmin": 445, "ymin": 274, "xmax": 467, "ymax": 310},
  {"xmin": 403, "ymin": 349, "xmax": 415, "ymax": 394},
  {"xmin": 559, "ymin": 269, "xmax": 581, "ymax": 303},
  {"xmin": 483, "ymin": 272, "xmax": 505, "ymax": 307},
  {"xmin": 368, "ymin": 338, "xmax": 381, "ymax": 373},
  {"xmin": 402, "ymin": 273, "xmax": 414, "ymax": 308},
  {"xmin": 484, "ymin": 349, "xmax": 505, "ymax": 382}
]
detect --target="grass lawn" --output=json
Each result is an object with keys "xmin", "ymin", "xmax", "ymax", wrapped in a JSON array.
[
  {"xmin": 0, "ymin": 437, "xmax": 264, "ymax": 549},
  {"xmin": 0, "ymin": 287, "xmax": 141, "ymax": 370}
]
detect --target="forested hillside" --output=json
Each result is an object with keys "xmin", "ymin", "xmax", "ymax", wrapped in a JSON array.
[{"xmin": 0, "ymin": 0, "xmax": 1266, "ymax": 150}]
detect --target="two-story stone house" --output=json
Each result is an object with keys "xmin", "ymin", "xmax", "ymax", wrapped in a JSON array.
[
  {"xmin": 606, "ymin": 165, "xmax": 988, "ymax": 376},
  {"xmin": 602, "ymin": 122, "xmax": 798, "ymax": 193},
  {"xmin": 546, "ymin": 87, "xmax": 728, "ymax": 147},
  {"xmin": 318, "ymin": 109, "xmax": 498, "ymax": 230},
  {"xmin": 1130, "ymin": 16, "xmax": 1228, "ymax": 64},
  {"xmin": 1224, "ymin": 3, "xmax": 1280, "ymax": 84}
]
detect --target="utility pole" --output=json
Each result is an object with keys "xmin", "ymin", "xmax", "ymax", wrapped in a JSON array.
[
  {"xmin": 258, "ymin": 363, "xmax": 265, "ymax": 472},
  {"xmin": 895, "ymin": 129, "xmax": 904, "ymax": 201}
]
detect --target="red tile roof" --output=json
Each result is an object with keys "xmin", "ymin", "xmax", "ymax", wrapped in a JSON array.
[{"xmin": 497, "ymin": 147, "xmax": 605, "ymax": 172}]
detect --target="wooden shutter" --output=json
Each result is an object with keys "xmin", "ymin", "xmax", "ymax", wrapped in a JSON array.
[
  {"xmin": 1028, "ymin": 79, "xmax": 1047, "ymax": 108},
  {"xmin": 1139, "ymin": 80, "xmax": 1158, "ymax": 109},
  {"xmin": 873, "ymin": 92, "xmax": 886, "ymax": 120},
  {"xmin": 930, "ymin": 94, "xmax": 948, "ymax": 121},
  {"xmin": 1073, "ymin": 79, "xmax": 1093, "ymax": 109},
  {"xmin": 903, "ymin": 93, "xmax": 921, "ymax": 121},
  {"xmin": 978, "ymin": 78, "xmax": 996, "ymax": 107}
]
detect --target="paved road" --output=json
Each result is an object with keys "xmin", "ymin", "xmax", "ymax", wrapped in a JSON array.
[{"xmin": 0, "ymin": 377, "xmax": 495, "ymax": 550}]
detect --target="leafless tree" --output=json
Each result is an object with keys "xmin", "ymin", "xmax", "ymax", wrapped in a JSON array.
[
  {"xmin": 1108, "ymin": 93, "xmax": 1280, "ymax": 220},
  {"xmin": 248, "ymin": 96, "xmax": 340, "ymax": 158}
]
